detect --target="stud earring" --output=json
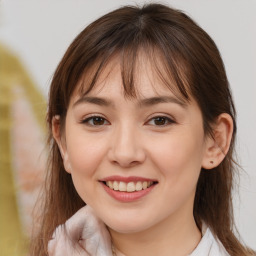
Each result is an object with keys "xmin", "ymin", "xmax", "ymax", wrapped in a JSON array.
[{"xmin": 210, "ymin": 160, "xmax": 214, "ymax": 164}]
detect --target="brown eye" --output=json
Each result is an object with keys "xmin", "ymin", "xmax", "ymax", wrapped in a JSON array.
[
  {"xmin": 154, "ymin": 117, "xmax": 167, "ymax": 125},
  {"xmin": 82, "ymin": 116, "xmax": 109, "ymax": 126},
  {"xmin": 92, "ymin": 117, "xmax": 105, "ymax": 125},
  {"xmin": 147, "ymin": 116, "xmax": 175, "ymax": 126}
]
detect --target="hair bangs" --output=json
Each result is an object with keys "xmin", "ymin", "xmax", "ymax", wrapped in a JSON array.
[{"xmin": 76, "ymin": 40, "xmax": 193, "ymax": 104}]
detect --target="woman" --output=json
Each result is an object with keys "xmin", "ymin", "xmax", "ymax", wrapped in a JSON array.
[{"xmin": 30, "ymin": 3, "xmax": 255, "ymax": 256}]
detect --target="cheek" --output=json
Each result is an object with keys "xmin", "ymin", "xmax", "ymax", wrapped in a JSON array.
[
  {"xmin": 145, "ymin": 131, "xmax": 205, "ymax": 219},
  {"xmin": 149, "ymin": 129, "xmax": 205, "ymax": 183},
  {"xmin": 65, "ymin": 134, "xmax": 108, "ymax": 201},
  {"xmin": 66, "ymin": 130, "xmax": 107, "ymax": 175}
]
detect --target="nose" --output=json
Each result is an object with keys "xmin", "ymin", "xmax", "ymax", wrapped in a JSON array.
[{"xmin": 107, "ymin": 124, "xmax": 146, "ymax": 168}]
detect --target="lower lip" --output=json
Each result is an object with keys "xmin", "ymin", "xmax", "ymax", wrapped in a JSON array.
[{"xmin": 102, "ymin": 182, "xmax": 157, "ymax": 202}]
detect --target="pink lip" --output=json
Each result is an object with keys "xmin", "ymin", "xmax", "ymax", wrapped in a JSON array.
[
  {"xmin": 101, "ymin": 181, "xmax": 157, "ymax": 203},
  {"xmin": 100, "ymin": 175, "xmax": 157, "ymax": 183}
]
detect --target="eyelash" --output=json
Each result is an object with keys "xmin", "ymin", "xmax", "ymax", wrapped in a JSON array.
[
  {"xmin": 81, "ymin": 115, "xmax": 110, "ymax": 126},
  {"xmin": 147, "ymin": 116, "xmax": 175, "ymax": 126},
  {"xmin": 80, "ymin": 115, "xmax": 175, "ymax": 127}
]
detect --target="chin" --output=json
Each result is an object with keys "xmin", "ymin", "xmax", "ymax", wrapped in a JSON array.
[
  {"xmin": 104, "ymin": 215, "xmax": 154, "ymax": 234},
  {"xmin": 107, "ymin": 223, "xmax": 145, "ymax": 234}
]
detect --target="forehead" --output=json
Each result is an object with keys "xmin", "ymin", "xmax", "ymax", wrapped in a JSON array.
[{"xmin": 71, "ymin": 53, "xmax": 191, "ymax": 105}]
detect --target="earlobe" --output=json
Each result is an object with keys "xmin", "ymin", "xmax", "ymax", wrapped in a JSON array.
[
  {"xmin": 52, "ymin": 115, "xmax": 72, "ymax": 174},
  {"xmin": 63, "ymin": 153, "xmax": 72, "ymax": 174},
  {"xmin": 202, "ymin": 113, "xmax": 233, "ymax": 170}
]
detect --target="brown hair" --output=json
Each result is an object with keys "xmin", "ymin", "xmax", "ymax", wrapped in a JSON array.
[{"xmin": 30, "ymin": 3, "xmax": 255, "ymax": 255}]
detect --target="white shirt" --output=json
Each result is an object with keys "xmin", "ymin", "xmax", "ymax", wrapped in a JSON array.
[
  {"xmin": 189, "ymin": 225, "xmax": 229, "ymax": 256},
  {"xmin": 114, "ymin": 225, "xmax": 230, "ymax": 256}
]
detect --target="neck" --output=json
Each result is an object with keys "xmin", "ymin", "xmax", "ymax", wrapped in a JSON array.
[{"xmin": 109, "ymin": 207, "xmax": 201, "ymax": 256}]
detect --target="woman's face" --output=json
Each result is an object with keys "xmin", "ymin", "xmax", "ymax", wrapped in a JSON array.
[{"xmin": 59, "ymin": 59, "xmax": 209, "ymax": 234}]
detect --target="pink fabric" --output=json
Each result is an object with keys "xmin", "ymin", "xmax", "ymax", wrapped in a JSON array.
[{"xmin": 48, "ymin": 206, "xmax": 113, "ymax": 256}]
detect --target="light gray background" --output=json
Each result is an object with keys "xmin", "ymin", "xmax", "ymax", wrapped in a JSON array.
[{"xmin": 1, "ymin": 0, "xmax": 255, "ymax": 249}]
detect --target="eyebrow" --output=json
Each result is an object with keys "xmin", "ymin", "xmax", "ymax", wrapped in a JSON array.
[
  {"xmin": 73, "ymin": 95, "xmax": 187, "ymax": 108},
  {"xmin": 73, "ymin": 96, "xmax": 114, "ymax": 108},
  {"xmin": 138, "ymin": 96, "xmax": 187, "ymax": 108}
]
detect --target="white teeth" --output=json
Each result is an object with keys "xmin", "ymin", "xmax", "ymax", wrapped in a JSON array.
[
  {"xmin": 135, "ymin": 181, "xmax": 142, "ymax": 191},
  {"xmin": 113, "ymin": 181, "xmax": 119, "ymax": 190},
  {"xmin": 127, "ymin": 182, "xmax": 135, "ymax": 192},
  {"xmin": 119, "ymin": 182, "xmax": 126, "ymax": 192},
  {"xmin": 106, "ymin": 181, "xmax": 113, "ymax": 189},
  {"xmin": 105, "ymin": 180, "xmax": 155, "ymax": 192}
]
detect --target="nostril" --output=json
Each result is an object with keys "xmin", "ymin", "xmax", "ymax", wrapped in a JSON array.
[
  {"xmin": 111, "ymin": 159, "xmax": 141, "ymax": 168},
  {"xmin": 107, "ymin": 143, "xmax": 146, "ymax": 167}
]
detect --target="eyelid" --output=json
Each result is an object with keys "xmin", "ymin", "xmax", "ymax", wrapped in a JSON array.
[
  {"xmin": 80, "ymin": 114, "xmax": 110, "ymax": 126},
  {"xmin": 145, "ymin": 114, "xmax": 176, "ymax": 126}
]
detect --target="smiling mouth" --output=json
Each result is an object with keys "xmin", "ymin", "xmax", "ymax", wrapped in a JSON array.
[{"xmin": 102, "ymin": 180, "xmax": 157, "ymax": 192}]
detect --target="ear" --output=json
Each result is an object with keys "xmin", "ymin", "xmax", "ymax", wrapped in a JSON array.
[
  {"xmin": 202, "ymin": 113, "xmax": 233, "ymax": 170},
  {"xmin": 52, "ymin": 115, "xmax": 72, "ymax": 173}
]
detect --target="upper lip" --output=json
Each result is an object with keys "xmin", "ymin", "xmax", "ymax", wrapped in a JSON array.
[{"xmin": 100, "ymin": 175, "xmax": 158, "ymax": 183}]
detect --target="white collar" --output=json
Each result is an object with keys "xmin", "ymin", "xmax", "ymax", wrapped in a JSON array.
[{"xmin": 189, "ymin": 224, "xmax": 229, "ymax": 256}]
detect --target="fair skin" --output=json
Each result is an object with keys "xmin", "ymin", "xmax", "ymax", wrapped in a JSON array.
[{"xmin": 53, "ymin": 58, "xmax": 233, "ymax": 256}]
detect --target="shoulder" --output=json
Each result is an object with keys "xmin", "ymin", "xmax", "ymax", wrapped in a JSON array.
[{"xmin": 189, "ymin": 225, "xmax": 229, "ymax": 256}]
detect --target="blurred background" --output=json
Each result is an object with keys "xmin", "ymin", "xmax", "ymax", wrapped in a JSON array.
[{"xmin": 0, "ymin": 0, "xmax": 255, "ymax": 255}]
